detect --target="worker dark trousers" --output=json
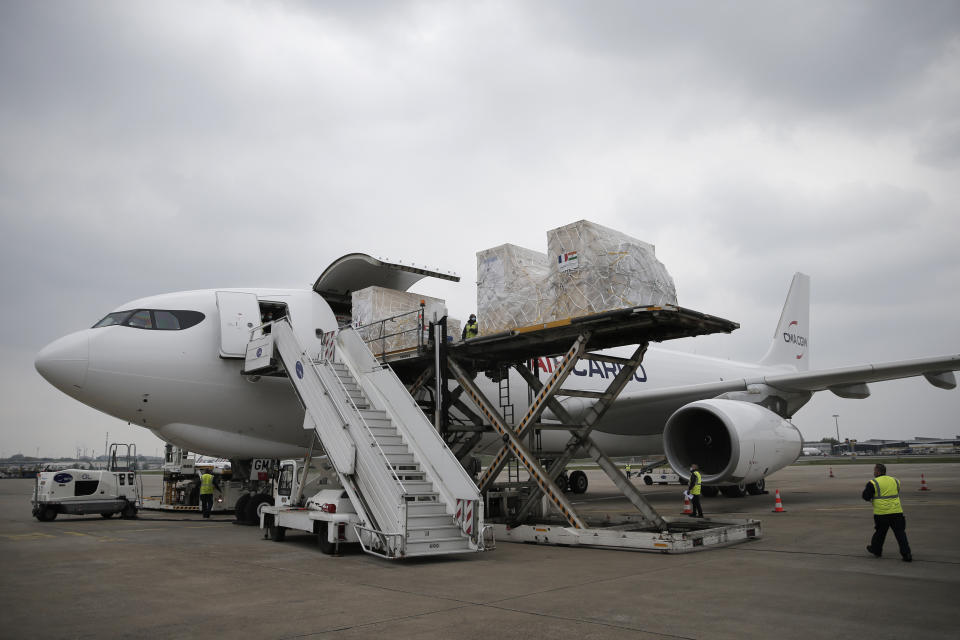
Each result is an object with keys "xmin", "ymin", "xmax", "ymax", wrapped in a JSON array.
[
  {"xmin": 871, "ymin": 513, "xmax": 911, "ymax": 558},
  {"xmin": 200, "ymin": 494, "xmax": 213, "ymax": 518},
  {"xmin": 691, "ymin": 495, "xmax": 703, "ymax": 518}
]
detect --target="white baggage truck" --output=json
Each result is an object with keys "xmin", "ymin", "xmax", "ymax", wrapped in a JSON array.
[
  {"xmin": 639, "ymin": 467, "xmax": 684, "ymax": 486},
  {"xmin": 32, "ymin": 444, "xmax": 140, "ymax": 521},
  {"xmin": 259, "ymin": 457, "xmax": 361, "ymax": 555}
]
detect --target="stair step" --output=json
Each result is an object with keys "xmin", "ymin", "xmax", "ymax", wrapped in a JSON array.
[
  {"xmin": 376, "ymin": 444, "xmax": 411, "ymax": 456},
  {"xmin": 359, "ymin": 409, "xmax": 389, "ymax": 421},
  {"xmin": 392, "ymin": 471, "xmax": 426, "ymax": 482},
  {"xmin": 404, "ymin": 492, "xmax": 439, "ymax": 502},
  {"xmin": 369, "ymin": 425, "xmax": 399, "ymax": 437},
  {"xmin": 398, "ymin": 481, "xmax": 435, "ymax": 493},
  {"xmin": 406, "ymin": 526, "xmax": 464, "ymax": 541},
  {"xmin": 385, "ymin": 454, "xmax": 416, "ymax": 465},
  {"xmin": 361, "ymin": 417, "xmax": 392, "ymax": 429},
  {"xmin": 408, "ymin": 513, "xmax": 457, "ymax": 527},
  {"xmin": 404, "ymin": 537, "xmax": 472, "ymax": 556},
  {"xmin": 372, "ymin": 435, "xmax": 404, "ymax": 446}
]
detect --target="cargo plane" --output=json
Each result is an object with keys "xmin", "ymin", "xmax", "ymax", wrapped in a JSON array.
[{"xmin": 34, "ymin": 255, "xmax": 960, "ymax": 497}]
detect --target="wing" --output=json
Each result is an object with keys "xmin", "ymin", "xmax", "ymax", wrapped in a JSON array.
[
  {"xmin": 765, "ymin": 354, "xmax": 960, "ymax": 396},
  {"xmin": 610, "ymin": 353, "xmax": 960, "ymax": 408}
]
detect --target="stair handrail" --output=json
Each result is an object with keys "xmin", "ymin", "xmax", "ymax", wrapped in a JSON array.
[
  {"xmin": 271, "ymin": 320, "xmax": 407, "ymax": 540},
  {"xmin": 352, "ymin": 306, "xmax": 425, "ymax": 357},
  {"xmin": 336, "ymin": 328, "xmax": 482, "ymax": 525},
  {"xmin": 314, "ymin": 356, "xmax": 408, "ymax": 494}
]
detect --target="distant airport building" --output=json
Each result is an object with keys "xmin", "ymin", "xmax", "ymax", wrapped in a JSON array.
[{"xmin": 834, "ymin": 436, "xmax": 960, "ymax": 455}]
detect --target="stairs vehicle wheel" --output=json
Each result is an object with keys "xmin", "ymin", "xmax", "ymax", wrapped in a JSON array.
[
  {"xmin": 101, "ymin": 512, "xmax": 114, "ymax": 519},
  {"xmin": 643, "ymin": 475, "xmax": 653, "ymax": 485},
  {"xmin": 121, "ymin": 502, "xmax": 138, "ymax": 519},
  {"xmin": 746, "ymin": 479, "xmax": 766, "ymax": 495},
  {"xmin": 569, "ymin": 470, "xmax": 588, "ymax": 494},
  {"xmin": 268, "ymin": 520, "xmax": 286, "ymax": 542},
  {"xmin": 317, "ymin": 522, "xmax": 335, "ymax": 555}
]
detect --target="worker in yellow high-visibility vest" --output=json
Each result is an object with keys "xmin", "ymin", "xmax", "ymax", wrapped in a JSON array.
[
  {"xmin": 199, "ymin": 469, "xmax": 216, "ymax": 519},
  {"xmin": 687, "ymin": 463, "xmax": 703, "ymax": 518},
  {"xmin": 862, "ymin": 463, "xmax": 912, "ymax": 562},
  {"xmin": 462, "ymin": 314, "xmax": 479, "ymax": 340}
]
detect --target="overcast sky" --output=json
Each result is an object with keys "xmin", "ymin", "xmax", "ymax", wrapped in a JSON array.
[{"xmin": 2, "ymin": 1, "xmax": 958, "ymax": 458}]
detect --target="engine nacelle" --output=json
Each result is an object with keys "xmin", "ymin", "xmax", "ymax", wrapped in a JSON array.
[{"xmin": 663, "ymin": 399, "xmax": 802, "ymax": 485}]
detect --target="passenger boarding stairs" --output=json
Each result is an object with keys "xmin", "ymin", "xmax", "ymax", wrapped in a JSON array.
[{"xmin": 245, "ymin": 319, "xmax": 487, "ymax": 559}]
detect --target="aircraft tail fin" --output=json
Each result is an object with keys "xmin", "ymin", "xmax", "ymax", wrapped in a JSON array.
[{"xmin": 759, "ymin": 273, "xmax": 810, "ymax": 371}]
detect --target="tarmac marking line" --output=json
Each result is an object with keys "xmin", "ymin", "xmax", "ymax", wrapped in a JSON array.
[{"xmin": 0, "ymin": 532, "xmax": 56, "ymax": 541}]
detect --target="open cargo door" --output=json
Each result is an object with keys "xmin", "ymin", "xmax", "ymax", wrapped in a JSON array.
[{"xmin": 217, "ymin": 291, "xmax": 260, "ymax": 358}]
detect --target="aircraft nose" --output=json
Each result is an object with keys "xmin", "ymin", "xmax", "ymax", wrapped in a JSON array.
[{"xmin": 35, "ymin": 331, "xmax": 90, "ymax": 393}]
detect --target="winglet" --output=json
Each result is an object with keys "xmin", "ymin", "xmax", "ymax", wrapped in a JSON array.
[{"xmin": 760, "ymin": 273, "xmax": 810, "ymax": 371}]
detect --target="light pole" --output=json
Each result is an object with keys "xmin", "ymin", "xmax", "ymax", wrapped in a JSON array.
[{"xmin": 832, "ymin": 414, "xmax": 840, "ymax": 454}]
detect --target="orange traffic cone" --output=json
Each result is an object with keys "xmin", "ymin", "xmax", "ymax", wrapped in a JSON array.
[
  {"xmin": 682, "ymin": 494, "xmax": 692, "ymax": 515},
  {"xmin": 829, "ymin": 467, "xmax": 834, "ymax": 478},
  {"xmin": 772, "ymin": 489, "xmax": 786, "ymax": 513},
  {"xmin": 919, "ymin": 474, "xmax": 930, "ymax": 491}
]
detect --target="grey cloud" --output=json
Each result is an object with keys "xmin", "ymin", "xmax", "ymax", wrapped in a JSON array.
[{"xmin": 1, "ymin": 1, "xmax": 958, "ymax": 455}]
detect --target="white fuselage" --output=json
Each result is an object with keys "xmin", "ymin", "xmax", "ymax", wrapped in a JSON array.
[{"xmin": 36, "ymin": 287, "xmax": 779, "ymax": 460}]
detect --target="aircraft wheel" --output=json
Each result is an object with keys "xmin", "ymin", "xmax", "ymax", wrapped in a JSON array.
[
  {"xmin": 701, "ymin": 486, "xmax": 720, "ymax": 498},
  {"xmin": 643, "ymin": 476, "xmax": 653, "ymax": 486},
  {"xmin": 317, "ymin": 522, "xmax": 335, "ymax": 555},
  {"xmin": 557, "ymin": 472, "xmax": 569, "ymax": 493},
  {"xmin": 101, "ymin": 512, "xmax": 114, "ymax": 519},
  {"xmin": 746, "ymin": 479, "xmax": 766, "ymax": 495},
  {"xmin": 234, "ymin": 493, "xmax": 252, "ymax": 524},
  {"xmin": 570, "ymin": 470, "xmax": 588, "ymax": 494},
  {"xmin": 721, "ymin": 483, "xmax": 747, "ymax": 498}
]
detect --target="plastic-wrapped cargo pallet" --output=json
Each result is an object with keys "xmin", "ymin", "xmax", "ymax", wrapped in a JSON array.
[
  {"xmin": 476, "ymin": 244, "xmax": 551, "ymax": 334},
  {"xmin": 351, "ymin": 286, "xmax": 448, "ymax": 355},
  {"xmin": 548, "ymin": 220, "xmax": 677, "ymax": 320},
  {"xmin": 446, "ymin": 318, "xmax": 462, "ymax": 342}
]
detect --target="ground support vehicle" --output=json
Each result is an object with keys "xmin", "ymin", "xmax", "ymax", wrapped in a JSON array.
[
  {"xmin": 32, "ymin": 444, "xmax": 140, "ymax": 521},
  {"xmin": 639, "ymin": 467, "xmax": 683, "ymax": 486},
  {"xmin": 140, "ymin": 446, "xmax": 275, "ymax": 521},
  {"xmin": 259, "ymin": 458, "xmax": 360, "ymax": 555}
]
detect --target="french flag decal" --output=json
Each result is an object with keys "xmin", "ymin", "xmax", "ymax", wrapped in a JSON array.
[{"xmin": 557, "ymin": 251, "xmax": 579, "ymax": 272}]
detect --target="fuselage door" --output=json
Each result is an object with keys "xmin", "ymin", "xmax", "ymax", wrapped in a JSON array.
[{"xmin": 216, "ymin": 291, "xmax": 260, "ymax": 358}]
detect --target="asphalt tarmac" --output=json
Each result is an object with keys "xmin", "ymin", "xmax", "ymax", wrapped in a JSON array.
[{"xmin": 1, "ymin": 462, "xmax": 957, "ymax": 639}]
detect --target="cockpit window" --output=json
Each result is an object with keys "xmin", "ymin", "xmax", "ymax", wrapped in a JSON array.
[
  {"xmin": 154, "ymin": 310, "xmax": 180, "ymax": 330},
  {"xmin": 92, "ymin": 310, "xmax": 205, "ymax": 331},
  {"xmin": 93, "ymin": 311, "xmax": 133, "ymax": 328},
  {"xmin": 127, "ymin": 310, "xmax": 152, "ymax": 329}
]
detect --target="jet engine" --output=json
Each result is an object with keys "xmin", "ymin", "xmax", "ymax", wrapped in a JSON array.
[{"xmin": 662, "ymin": 399, "xmax": 802, "ymax": 485}]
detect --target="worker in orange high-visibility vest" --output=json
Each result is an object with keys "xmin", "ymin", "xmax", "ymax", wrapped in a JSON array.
[{"xmin": 863, "ymin": 463, "xmax": 912, "ymax": 562}]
